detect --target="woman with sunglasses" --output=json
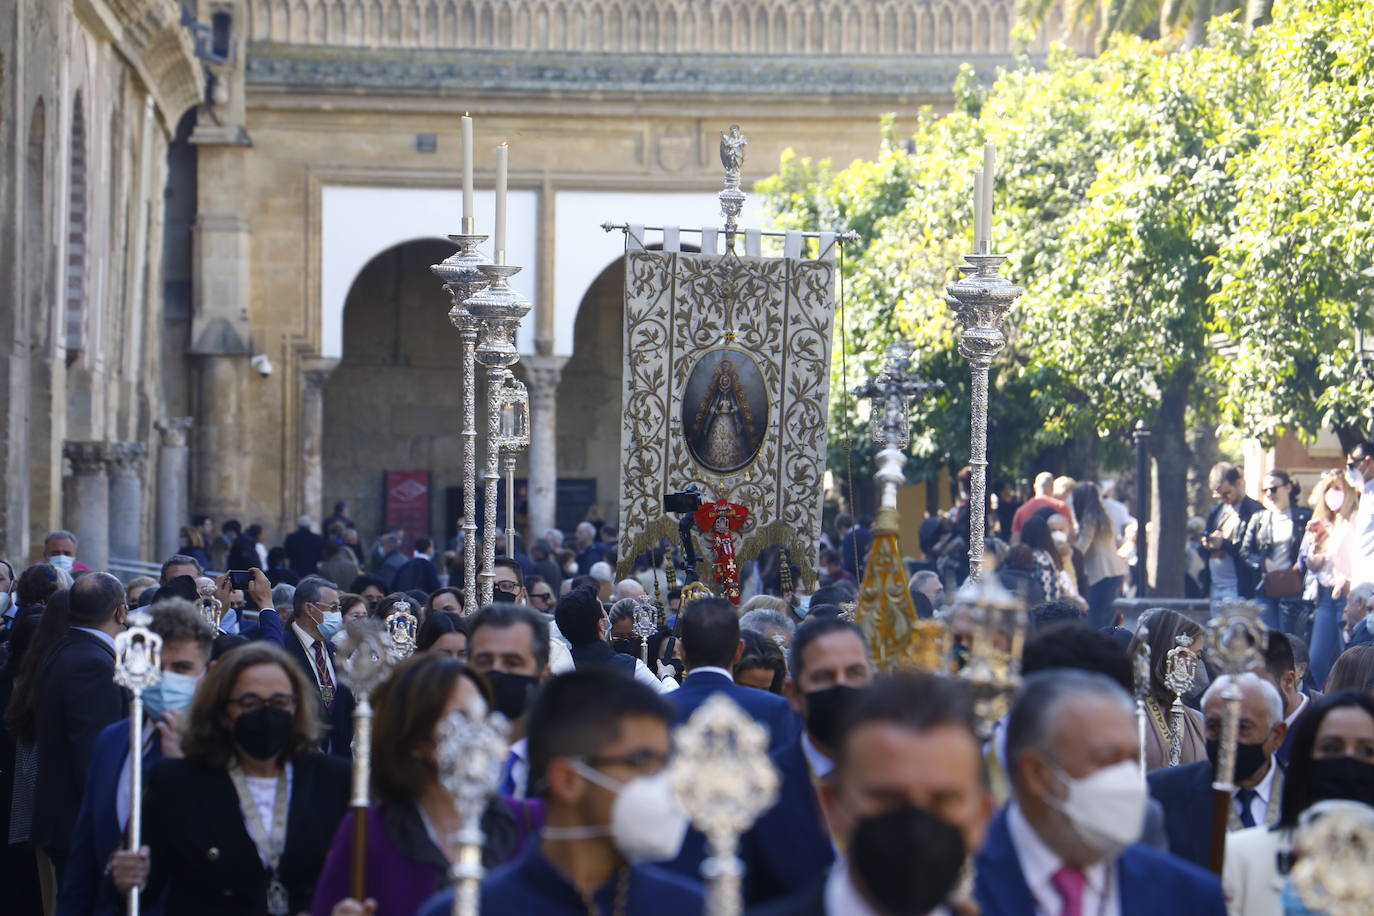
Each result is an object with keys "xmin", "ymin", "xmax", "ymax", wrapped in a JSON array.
[
  {"xmin": 1243, "ymin": 470, "xmax": 1313, "ymax": 635},
  {"xmin": 132, "ymin": 642, "xmax": 350, "ymax": 915}
]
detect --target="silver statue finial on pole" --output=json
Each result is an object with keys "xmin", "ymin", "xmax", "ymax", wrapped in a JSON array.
[
  {"xmin": 719, "ymin": 124, "xmax": 747, "ymax": 251},
  {"xmin": 854, "ymin": 341, "xmax": 943, "ymax": 511},
  {"xmin": 113, "ymin": 610, "xmax": 163, "ymax": 916},
  {"xmin": 335, "ymin": 620, "xmax": 396, "ymax": 901},
  {"xmin": 494, "ymin": 371, "xmax": 530, "ymax": 567},
  {"xmin": 436, "ymin": 707, "xmax": 511, "ymax": 916},
  {"xmin": 1163, "ymin": 633, "xmax": 1198, "ymax": 767},
  {"xmin": 385, "ymin": 599, "xmax": 418, "ymax": 662},
  {"xmin": 670, "ymin": 693, "xmax": 778, "ymax": 916}
]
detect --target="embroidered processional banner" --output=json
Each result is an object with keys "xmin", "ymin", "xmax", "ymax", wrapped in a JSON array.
[{"xmin": 616, "ymin": 227, "xmax": 838, "ymax": 587}]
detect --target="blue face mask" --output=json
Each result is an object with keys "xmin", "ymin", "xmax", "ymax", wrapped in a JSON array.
[
  {"xmin": 142, "ymin": 670, "xmax": 201, "ymax": 718},
  {"xmin": 219, "ymin": 608, "xmax": 240, "ymax": 635},
  {"xmin": 317, "ymin": 609, "xmax": 344, "ymax": 640},
  {"xmin": 796, "ymin": 595, "xmax": 812, "ymax": 617}
]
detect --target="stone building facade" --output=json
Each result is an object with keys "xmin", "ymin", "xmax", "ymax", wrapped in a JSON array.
[
  {"xmin": 5, "ymin": 0, "xmax": 1068, "ymax": 564},
  {"xmin": 0, "ymin": 0, "xmax": 202, "ymax": 566}
]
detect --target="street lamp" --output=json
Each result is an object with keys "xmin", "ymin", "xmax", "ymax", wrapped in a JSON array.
[{"xmin": 1133, "ymin": 421, "xmax": 1151, "ymax": 598}]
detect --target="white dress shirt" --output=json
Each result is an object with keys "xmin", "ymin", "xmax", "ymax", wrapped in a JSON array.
[
  {"xmin": 1235, "ymin": 755, "xmax": 1279, "ymax": 827},
  {"xmin": 802, "ymin": 731, "xmax": 835, "ymax": 781},
  {"xmin": 1006, "ymin": 803, "xmax": 1121, "ymax": 916},
  {"xmin": 292, "ymin": 621, "xmax": 336, "ymax": 688},
  {"xmin": 1285, "ymin": 692, "xmax": 1309, "ymax": 731}
]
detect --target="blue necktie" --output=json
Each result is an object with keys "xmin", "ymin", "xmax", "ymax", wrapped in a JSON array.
[{"xmin": 1235, "ymin": 787, "xmax": 1258, "ymax": 828}]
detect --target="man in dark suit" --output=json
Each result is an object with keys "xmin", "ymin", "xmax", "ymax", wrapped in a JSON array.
[
  {"xmin": 743, "ymin": 617, "xmax": 874, "ymax": 904},
  {"xmin": 751, "ymin": 673, "xmax": 988, "ymax": 915},
  {"xmin": 32, "ymin": 572, "xmax": 131, "ymax": 881},
  {"xmin": 283, "ymin": 515, "xmax": 324, "ymax": 578},
  {"xmin": 281, "ymin": 576, "xmax": 353, "ymax": 757},
  {"xmin": 1259, "ymin": 631, "xmax": 1309, "ymax": 766},
  {"xmin": 392, "ymin": 536, "xmax": 442, "ymax": 594},
  {"xmin": 58, "ymin": 599, "xmax": 216, "ymax": 915},
  {"xmin": 839, "ymin": 514, "xmax": 875, "ymax": 579},
  {"xmin": 663, "ymin": 596, "xmax": 797, "ymax": 884},
  {"xmin": 1149, "ymin": 672, "xmax": 1287, "ymax": 869},
  {"xmin": 976, "ymin": 670, "xmax": 1226, "ymax": 916}
]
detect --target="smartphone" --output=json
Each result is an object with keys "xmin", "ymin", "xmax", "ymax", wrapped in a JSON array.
[{"xmin": 229, "ymin": 569, "xmax": 253, "ymax": 590}]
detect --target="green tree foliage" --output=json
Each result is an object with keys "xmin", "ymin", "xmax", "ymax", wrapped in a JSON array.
[{"xmin": 759, "ymin": 0, "xmax": 1372, "ymax": 593}]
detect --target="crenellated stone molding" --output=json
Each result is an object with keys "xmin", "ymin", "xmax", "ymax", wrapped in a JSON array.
[
  {"xmin": 63, "ymin": 440, "xmax": 114, "ymax": 475},
  {"xmin": 244, "ymin": 0, "xmax": 1014, "ymax": 56},
  {"xmin": 247, "ymin": 47, "xmax": 1017, "ymax": 96},
  {"xmin": 108, "ymin": 441, "xmax": 149, "ymax": 476}
]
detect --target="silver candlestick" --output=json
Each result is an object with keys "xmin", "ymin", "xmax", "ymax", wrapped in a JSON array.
[
  {"xmin": 335, "ymin": 620, "xmax": 395, "ymax": 902},
  {"xmin": 113, "ymin": 610, "xmax": 163, "ymax": 916},
  {"xmin": 432, "ymin": 228, "xmax": 490, "ymax": 611},
  {"xmin": 719, "ymin": 125, "xmax": 747, "ymax": 252},
  {"xmin": 465, "ymin": 263, "xmax": 532, "ymax": 608},
  {"xmin": 945, "ymin": 253, "xmax": 1024, "ymax": 579}
]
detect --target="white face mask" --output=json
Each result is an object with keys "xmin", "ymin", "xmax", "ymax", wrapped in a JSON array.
[
  {"xmin": 49, "ymin": 555, "xmax": 74, "ymax": 574},
  {"xmin": 0, "ymin": 593, "xmax": 10, "ymax": 616},
  {"xmin": 1326, "ymin": 488, "xmax": 1346, "ymax": 513},
  {"xmin": 1042, "ymin": 759, "xmax": 1146, "ymax": 861},
  {"xmin": 542, "ymin": 761, "xmax": 689, "ymax": 863},
  {"xmin": 1346, "ymin": 466, "xmax": 1365, "ymax": 489}
]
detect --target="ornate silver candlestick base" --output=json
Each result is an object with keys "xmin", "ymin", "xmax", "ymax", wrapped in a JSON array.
[
  {"xmin": 466, "ymin": 263, "xmax": 531, "ymax": 608},
  {"xmin": 945, "ymin": 253, "xmax": 1024, "ymax": 580}
]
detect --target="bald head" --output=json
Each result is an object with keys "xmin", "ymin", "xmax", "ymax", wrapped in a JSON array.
[
  {"xmin": 613, "ymin": 578, "xmax": 645, "ymax": 601},
  {"xmin": 1033, "ymin": 472, "xmax": 1054, "ymax": 495}
]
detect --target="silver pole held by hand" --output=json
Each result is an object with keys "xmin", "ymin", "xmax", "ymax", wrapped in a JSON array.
[{"xmin": 113, "ymin": 611, "xmax": 164, "ymax": 916}]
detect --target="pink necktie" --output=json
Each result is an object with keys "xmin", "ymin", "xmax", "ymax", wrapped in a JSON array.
[{"xmin": 1051, "ymin": 865, "xmax": 1087, "ymax": 916}]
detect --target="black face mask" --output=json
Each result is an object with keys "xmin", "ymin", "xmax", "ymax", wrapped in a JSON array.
[
  {"xmin": 1206, "ymin": 738, "xmax": 1270, "ymax": 785},
  {"xmin": 611, "ymin": 636, "xmax": 643, "ymax": 658},
  {"xmin": 850, "ymin": 805, "xmax": 966, "ymax": 916},
  {"xmin": 232, "ymin": 706, "xmax": 294, "ymax": 761},
  {"xmin": 1309, "ymin": 756, "xmax": 1374, "ymax": 808},
  {"xmin": 485, "ymin": 670, "xmax": 538, "ymax": 721},
  {"xmin": 803, "ymin": 684, "xmax": 864, "ymax": 750}
]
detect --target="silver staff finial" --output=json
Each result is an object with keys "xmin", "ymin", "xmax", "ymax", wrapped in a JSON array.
[{"xmin": 385, "ymin": 599, "xmax": 418, "ymax": 662}]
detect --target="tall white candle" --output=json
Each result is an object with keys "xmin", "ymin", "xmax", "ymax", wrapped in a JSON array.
[
  {"xmin": 982, "ymin": 142, "xmax": 996, "ymax": 252},
  {"xmin": 494, "ymin": 143, "xmax": 508, "ymax": 262},
  {"xmin": 462, "ymin": 115, "xmax": 474, "ymax": 224},
  {"xmin": 973, "ymin": 170, "xmax": 986, "ymax": 251}
]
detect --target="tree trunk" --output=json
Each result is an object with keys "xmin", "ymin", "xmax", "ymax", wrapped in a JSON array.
[{"xmin": 1149, "ymin": 368, "xmax": 1193, "ymax": 597}]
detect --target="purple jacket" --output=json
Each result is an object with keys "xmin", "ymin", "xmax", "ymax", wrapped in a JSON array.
[{"xmin": 311, "ymin": 797, "xmax": 543, "ymax": 916}]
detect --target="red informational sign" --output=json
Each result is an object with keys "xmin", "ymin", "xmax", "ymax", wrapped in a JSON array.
[{"xmin": 384, "ymin": 471, "xmax": 430, "ymax": 550}]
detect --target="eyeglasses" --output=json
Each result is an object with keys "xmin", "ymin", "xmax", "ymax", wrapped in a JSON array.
[
  {"xmin": 580, "ymin": 748, "xmax": 671, "ymax": 775},
  {"xmin": 529, "ymin": 591, "xmax": 554, "ymax": 602},
  {"xmin": 1263, "ymin": 486, "xmax": 1280, "ymax": 494},
  {"xmin": 226, "ymin": 692, "xmax": 296, "ymax": 714},
  {"xmin": 493, "ymin": 582, "xmax": 520, "ymax": 594},
  {"xmin": 312, "ymin": 602, "xmax": 342, "ymax": 614}
]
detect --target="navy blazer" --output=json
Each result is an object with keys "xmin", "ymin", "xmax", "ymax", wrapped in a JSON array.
[
  {"xmin": 667, "ymin": 671, "xmax": 797, "ymax": 753},
  {"xmin": 974, "ymin": 807, "xmax": 1227, "ymax": 916},
  {"xmin": 741, "ymin": 733, "xmax": 835, "ymax": 906},
  {"xmin": 1147, "ymin": 760, "xmax": 1217, "ymax": 868},
  {"xmin": 32, "ymin": 629, "xmax": 129, "ymax": 856},
  {"xmin": 663, "ymin": 672, "xmax": 800, "ymax": 885},
  {"xmin": 283, "ymin": 626, "xmax": 355, "ymax": 758},
  {"xmin": 57, "ymin": 719, "xmax": 164, "ymax": 916}
]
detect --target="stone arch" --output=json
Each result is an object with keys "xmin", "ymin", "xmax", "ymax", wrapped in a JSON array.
[
  {"xmin": 26, "ymin": 98, "xmax": 57, "ymax": 552},
  {"xmin": 937, "ymin": 7, "xmax": 953, "ymax": 52},
  {"xmin": 975, "ymin": 5, "xmax": 991, "ymax": 51},
  {"xmin": 322, "ymin": 238, "xmax": 486, "ymax": 541},
  {"xmin": 65, "ymin": 91, "xmax": 88, "ymax": 358}
]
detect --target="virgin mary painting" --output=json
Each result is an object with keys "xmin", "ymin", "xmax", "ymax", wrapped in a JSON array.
[{"xmin": 682, "ymin": 351, "xmax": 768, "ymax": 474}]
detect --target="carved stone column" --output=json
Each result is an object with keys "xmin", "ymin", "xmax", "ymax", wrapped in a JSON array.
[
  {"xmin": 156, "ymin": 418, "xmax": 193, "ymax": 560},
  {"xmin": 524, "ymin": 355, "xmax": 567, "ymax": 541},
  {"xmin": 63, "ymin": 441, "xmax": 112, "ymax": 573},
  {"xmin": 108, "ymin": 442, "xmax": 149, "ymax": 564},
  {"xmin": 299, "ymin": 358, "xmax": 340, "ymax": 528}
]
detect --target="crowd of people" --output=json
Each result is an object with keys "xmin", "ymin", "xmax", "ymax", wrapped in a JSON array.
[{"xmin": 0, "ymin": 442, "xmax": 1372, "ymax": 915}]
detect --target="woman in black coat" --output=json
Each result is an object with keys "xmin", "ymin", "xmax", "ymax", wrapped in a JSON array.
[{"xmin": 126, "ymin": 641, "xmax": 349, "ymax": 915}]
